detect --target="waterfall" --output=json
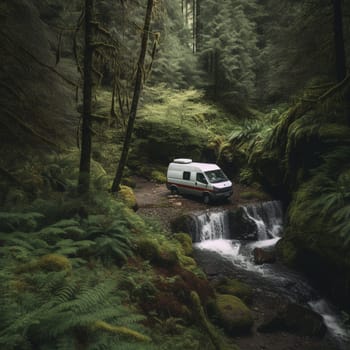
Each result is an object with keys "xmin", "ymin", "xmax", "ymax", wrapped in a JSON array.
[
  {"xmin": 194, "ymin": 210, "xmax": 230, "ymax": 241},
  {"xmin": 190, "ymin": 201, "xmax": 283, "ymax": 243},
  {"xmin": 243, "ymin": 201, "xmax": 283, "ymax": 241},
  {"xmin": 192, "ymin": 201, "xmax": 284, "ymax": 271}
]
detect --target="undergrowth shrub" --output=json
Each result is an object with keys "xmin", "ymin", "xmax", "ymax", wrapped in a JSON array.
[{"xmin": 0, "ymin": 269, "xmax": 152, "ymax": 350}]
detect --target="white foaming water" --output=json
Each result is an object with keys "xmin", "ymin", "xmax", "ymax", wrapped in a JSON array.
[
  {"xmin": 247, "ymin": 237, "xmax": 281, "ymax": 250},
  {"xmin": 194, "ymin": 202, "xmax": 284, "ymax": 274},
  {"xmin": 195, "ymin": 239, "xmax": 240, "ymax": 256},
  {"xmin": 194, "ymin": 239, "xmax": 261, "ymax": 272},
  {"xmin": 309, "ymin": 300, "xmax": 350, "ymax": 347},
  {"xmin": 243, "ymin": 201, "xmax": 284, "ymax": 240},
  {"xmin": 196, "ymin": 211, "xmax": 229, "ymax": 241},
  {"xmin": 243, "ymin": 206, "xmax": 269, "ymax": 240}
]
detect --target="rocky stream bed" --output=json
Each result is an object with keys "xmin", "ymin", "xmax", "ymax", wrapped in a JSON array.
[{"xmin": 133, "ymin": 177, "xmax": 349, "ymax": 350}]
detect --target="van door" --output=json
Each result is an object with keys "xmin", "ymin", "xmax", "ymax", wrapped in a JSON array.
[{"xmin": 195, "ymin": 172, "xmax": 210, "ymax": 196}]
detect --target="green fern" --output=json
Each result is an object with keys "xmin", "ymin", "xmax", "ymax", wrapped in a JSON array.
[
  {"xmin": 51, "ymin": 219, "xmax": 81, "ymax": 228},
  {"xmin": 288, "ymin": 146, "xmax": 350, "ymax": 244},
  {"xmin": 0, "ymin": 270, "xmax": 151, "ymax": 350},
  {"xmin": 0, "ymin": 212, "xmax": 44, "ymax": 233}
]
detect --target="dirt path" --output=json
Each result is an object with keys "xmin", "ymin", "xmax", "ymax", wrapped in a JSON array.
[{"xmin": 133, "ymin": 175, "xmax": 258, "ymax": 231}]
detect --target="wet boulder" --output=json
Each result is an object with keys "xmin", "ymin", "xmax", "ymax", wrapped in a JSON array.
[
  {"xmin": 253, "ymin": 247, "xmax": 276, "ymax": 265},
  {"xmin": 227, "ymin": 207, "xmax": 258, "ymax": 240},
  {"xmin": 170, "ymin": 214, "xmax": 201, "ymax": 242},
  {"xmin": 214, "ymin": 294, "xmax": 254, "ymax": 335},
  {"xmin": 258, "ymin": 302, "xmax": 326, "ymax": 337}
]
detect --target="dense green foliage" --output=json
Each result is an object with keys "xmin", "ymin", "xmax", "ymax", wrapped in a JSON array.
[
  {"xmin": 0, "ymin": 191, "xmax": 229, "ymax": 349},
  {"xmin": 128, "ymin": 85, "xmax": 237, "ymax": 171}
]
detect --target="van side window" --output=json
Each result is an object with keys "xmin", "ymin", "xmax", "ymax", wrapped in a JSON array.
[
  {"xmin": 183, "ymin": 171, "xmax": 191, "ymax": 180},
  {"xmin": 196, "ymin": 173, "xmax": 207, "ymax": 184}
]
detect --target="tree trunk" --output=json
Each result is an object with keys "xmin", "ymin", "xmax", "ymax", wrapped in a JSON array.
[
  {"xmin": 78, "ymin": 0, "xmax": 94, "ymax": 194},
  {"xmin": 332, "ymin": 0, "xmax": 349, "ymax": 125},
  {"xmin": 196, "ymin": 0, "xmax": 201, "ymax": 52},
  {"xmin": 111, "ymin": 0, "xmax": 154, "ymax": 193},
  {"xmin": 192, "ymin": 0, "xmax": 196, "ymax": 53},
  {"xmin": 333, "ymin": 0, "xmax": 346, "ymax": 82}
]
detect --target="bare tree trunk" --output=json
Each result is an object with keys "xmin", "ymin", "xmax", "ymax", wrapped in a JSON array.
[
  {"xmin": 110, "ymin": 57, "xmax": 118, "ymax": 127},
  {"xmin": 78, "ymin": 0, "xmax": 94, "ymax": 194},
  {"xmin": 192, "ymin": 0, "xmax": 196, "ymax": 53},
  {"xmin": 111, "ymin": 0, "xmax": 154, "ymax": 193},
  {"xmin": 196, "ymin": 0, "xmax": 201, "ymax": 52}
]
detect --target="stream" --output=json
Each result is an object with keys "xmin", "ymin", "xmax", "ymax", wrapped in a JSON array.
[{"xmin": 190, "ymin": 201, "xmax": 350, "ymax": 349}]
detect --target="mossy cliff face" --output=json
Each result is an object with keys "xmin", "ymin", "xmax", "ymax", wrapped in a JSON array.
[
  {"xmin": 273, "ymin": 114, "xmax": 350, "ymax": 308},
  {"xmin": 277, "ymin": 179, "xmax": 350, "ymax": 308},
  {"xmin": 0, "ymin": 0, "xmax": 78, "ymax": 157},
  {"xmin": 227, "ymin": 95, "xmax": 350, "ymax": 310}
]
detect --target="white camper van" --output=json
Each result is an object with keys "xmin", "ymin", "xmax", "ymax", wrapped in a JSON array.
[{"xmin": 166, "ymin": 158, "xmax": 233, "ymax": 204}]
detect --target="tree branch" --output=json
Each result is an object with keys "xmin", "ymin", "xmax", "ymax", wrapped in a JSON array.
[{"xmin": 301, "ymin": 75, "xmax": 349, "ymax": 103}]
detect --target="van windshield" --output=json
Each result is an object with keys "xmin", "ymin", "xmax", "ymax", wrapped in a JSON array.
[{"xmin": 205, "ymin": 170, "xmax": 228, "ymax": 183}]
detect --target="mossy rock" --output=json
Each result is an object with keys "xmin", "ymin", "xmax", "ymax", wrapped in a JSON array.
[
  {"xmin": 178, "ymin": 255, "xmax": 196, "ymax": 269},
  {"xmin": 215, "ymin": 278, "xmax": 253, "ymax": 304},
  {"xmin": 37, "ymin": 254, "xmax": 72, "ymax": 272},
  {"xmin": 258, "ymin": 302, "xmax": 326, "ymax": 337},
  {"xmin": 215, "ymin": 294, "xmax": 253, "ymax": 335},
  {"xmin": 170, "ymin": 215, "xmax": 198, "ymax": 242},
  {"xmin": 173, "ymin": 232, "xmax": 193, "ymax": 256},
  {"xmin": 137, "ymin": 236, "xmax": 179, "ymax": 267},
  {"xmin": 136, "ymin": 237, "xmax": 161, "ymax": 262},
  {"xmin": 118, "ymin": 185, "xmax": 138, "ymax": 210}
]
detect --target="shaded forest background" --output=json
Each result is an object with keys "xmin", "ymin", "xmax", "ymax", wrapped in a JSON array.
[{"xmin": 1, "ymin": 0, "xmax": 349, "ymax": 159}]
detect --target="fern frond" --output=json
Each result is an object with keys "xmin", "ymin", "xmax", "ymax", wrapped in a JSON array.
[{"xmin": 52, "ymin": 219, "xmax": 80, "ymax": 228}]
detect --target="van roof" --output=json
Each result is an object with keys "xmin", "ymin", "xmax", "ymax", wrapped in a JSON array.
[
  {"xmin": 191, "ymin": 162, "xmax": 220, "ymax": 171},
  {"xmin": 171, "ymin": 160, "xmax": 220, "ymax": 172},
  {"xmin": 173, "ymin": 158, "xmax": 192, "ymax": 164}
]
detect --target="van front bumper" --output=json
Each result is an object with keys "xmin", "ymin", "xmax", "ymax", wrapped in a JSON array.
[{"xmin": 211, "ymin": 189, "xmax": 233, "ymax": 199}]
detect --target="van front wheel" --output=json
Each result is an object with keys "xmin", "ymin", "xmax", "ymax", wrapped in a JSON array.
[
  {"xmin": 203, "ymin": 193, "xmax": 210, "ymax": 204},
  {"xmin": 170, "ymin": 186, "xmax": 179, "ymax": 195}
]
